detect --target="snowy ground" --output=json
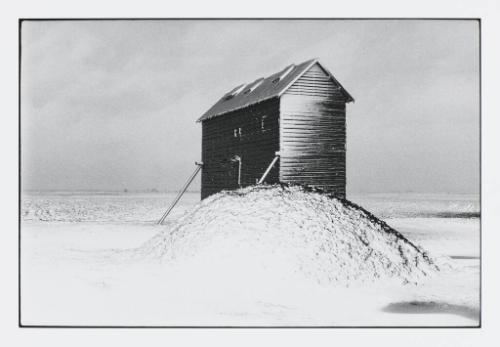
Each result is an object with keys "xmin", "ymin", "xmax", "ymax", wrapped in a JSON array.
[{"xmin": 20, "ymin": 191, "xmax": 480, "ymax": 326}]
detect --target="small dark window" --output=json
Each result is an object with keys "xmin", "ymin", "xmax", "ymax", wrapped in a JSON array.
[{"xmin": 261, "ymin": 116, "xmax": 267, "ymax": 132}]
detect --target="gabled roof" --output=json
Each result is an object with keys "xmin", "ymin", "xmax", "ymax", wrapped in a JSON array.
[{"xmin": 197, "ymin": 58, "xmax": 354, "ymax": 122}]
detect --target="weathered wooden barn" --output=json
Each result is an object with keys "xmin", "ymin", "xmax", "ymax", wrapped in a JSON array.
[{"xmin": 197, "ymin": 58, "xmax": 354, "ymax": 200}]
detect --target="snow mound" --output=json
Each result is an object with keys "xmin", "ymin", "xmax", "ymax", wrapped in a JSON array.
[{"xmin": 137, "ymin": 185, "xmax": 439, "ymax": 286}]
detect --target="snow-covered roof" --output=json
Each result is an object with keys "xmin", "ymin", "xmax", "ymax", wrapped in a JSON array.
[{"xmin": 197, "ymin": 58, "xmax": 354, "ymax": 122}]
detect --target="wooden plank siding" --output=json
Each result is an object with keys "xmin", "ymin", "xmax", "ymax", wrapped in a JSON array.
[
  {"xmin": 279, "ymin": 63, "xmax": 348, "ymax": 198},
  {"xmin": 201, "ymin": 98, "xmax": 280, "ymax": 199}
]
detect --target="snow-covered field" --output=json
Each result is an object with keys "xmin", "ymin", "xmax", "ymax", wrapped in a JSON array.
[{"xmin": 20, "ymin": 190, "xmax": 480, "ymax": 327}]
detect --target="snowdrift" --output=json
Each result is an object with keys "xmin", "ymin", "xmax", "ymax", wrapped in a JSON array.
[{"xmin": 137, "ymin": 185, "xmax": 439, "ymax": 286}]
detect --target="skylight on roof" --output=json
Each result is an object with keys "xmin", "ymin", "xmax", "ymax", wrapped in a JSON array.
[
  {"xmin": 272, "ymin": 64, "xmax": 295, "ymax": 83},
  {"xmin": 224, "ymin": 84, "xmax": 247, "ymax": 100},
  {"xmin": 243, "ymin": 78, "xmax": 264, "ymax": 94}
]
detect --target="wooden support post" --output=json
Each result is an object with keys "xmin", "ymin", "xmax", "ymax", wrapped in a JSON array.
[
  {"xmin": 157, "ymin": 162, "xmax": 203, "ymax": 225},
  {"xmin": 258, "ymin": 154, "xmax": 280, "ymax": 185}
]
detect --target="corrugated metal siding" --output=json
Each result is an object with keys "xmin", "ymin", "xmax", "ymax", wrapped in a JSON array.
[
  {"xmin": 279, "ymin": 63, "xmax": 347, "ymax": 198},
  {"xmin": 201, "ymin": 99, "xmax": 280, "ymax": 199}
]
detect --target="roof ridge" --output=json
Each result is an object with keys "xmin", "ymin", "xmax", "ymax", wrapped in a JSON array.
[{"xmin": 197, "ymin": 58, "xmax": 352, "ymax": 123}]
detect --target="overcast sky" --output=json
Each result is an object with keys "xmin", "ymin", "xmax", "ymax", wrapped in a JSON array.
[{"xmin": 21, "ymin": 20, "xmax": 479, "ymax": 194}]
